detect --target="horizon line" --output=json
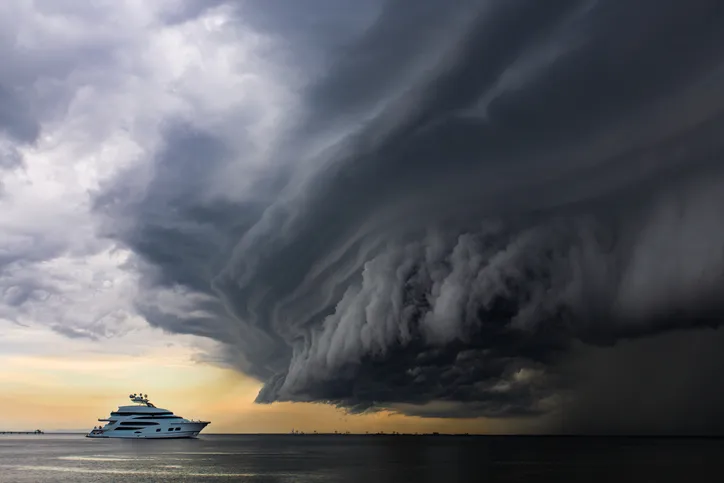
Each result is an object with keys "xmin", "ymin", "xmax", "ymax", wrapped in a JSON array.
[{"xmin": 13, "ymin": 431, "xmax": 724, "ymax": 439}]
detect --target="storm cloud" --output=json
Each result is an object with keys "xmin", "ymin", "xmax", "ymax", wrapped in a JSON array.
[{"xmin": 93, "ymin": 0, "xmax": 724, "ymax": 425}]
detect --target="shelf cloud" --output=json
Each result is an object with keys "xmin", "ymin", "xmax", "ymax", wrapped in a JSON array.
[{"xmin": 99, "ymin": 0, "xmax": 724, "ymax": 420}]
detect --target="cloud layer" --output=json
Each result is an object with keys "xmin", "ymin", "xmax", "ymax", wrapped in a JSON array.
[{"xmin": 4, "ymin": 0, "xmax": 724, "ymax": 427}]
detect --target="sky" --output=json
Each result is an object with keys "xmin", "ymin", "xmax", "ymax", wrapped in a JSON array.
[{"xmin": 2, "ymin": 0, "xmax": 724, "ymax": 435}]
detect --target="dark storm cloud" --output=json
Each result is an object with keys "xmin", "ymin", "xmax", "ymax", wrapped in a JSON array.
[
  {"xmin": 95, "ymin": 122, "xmax": 287, "ymax": 379},
  {"xmin": 99, "ymin": 0, "xmax": 724, "ymax": 424}
]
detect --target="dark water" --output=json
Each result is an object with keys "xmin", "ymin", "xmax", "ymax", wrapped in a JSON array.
[{"xmin": 1, "ymin": 434, "xmax": 724, "ymax": 482}]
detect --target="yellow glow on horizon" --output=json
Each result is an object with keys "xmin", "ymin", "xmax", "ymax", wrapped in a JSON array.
[{"xmin": 0, "ymin": 346, "xmax": 533, "ymax": 434}]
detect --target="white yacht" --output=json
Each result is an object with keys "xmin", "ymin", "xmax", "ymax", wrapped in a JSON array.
[{"xmin": 86, "ymin": 393, "xmax": 210, "ymax": 439}]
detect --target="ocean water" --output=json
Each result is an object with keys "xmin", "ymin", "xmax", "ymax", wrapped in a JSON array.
[{"xmin": 1, "ymin": 434, "xmax": 724, "ymax": 482}]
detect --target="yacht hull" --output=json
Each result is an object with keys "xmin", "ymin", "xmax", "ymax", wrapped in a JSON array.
[{"xmin": 87, "ymin": 422, "xmax": 209, "ymax": 439}]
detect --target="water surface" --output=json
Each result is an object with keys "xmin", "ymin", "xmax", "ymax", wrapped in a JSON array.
[{"xmin": 1, "ymin": 434, "xmax": 723, "ymax": 482}]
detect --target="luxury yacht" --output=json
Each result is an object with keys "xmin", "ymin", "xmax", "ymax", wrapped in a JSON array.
[{"xmin": 87, "ymin": 393, "xmax": 210, "ymax": 439}]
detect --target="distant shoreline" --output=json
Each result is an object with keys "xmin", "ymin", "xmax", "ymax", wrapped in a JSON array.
[
  {"xmin": 9, "ymin": 432, "xmax": 724, "ymax": 439},
  {"xmin": 236, "ymin": 433, "xmax": 724, "ymax": 439}
]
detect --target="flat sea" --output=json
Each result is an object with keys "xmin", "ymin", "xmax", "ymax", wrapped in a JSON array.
[{"xmin": 1, "ymin": 434, "xmax": 724, "ymax": 482}]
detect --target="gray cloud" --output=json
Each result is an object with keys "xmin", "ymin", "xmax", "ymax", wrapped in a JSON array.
[
  {"xmin": 0, "ymin": 85, "xmax": 40, "ymax": 143},
  {"xmin": 0, "ymin": 142, "xmax": 22, "ymax": 170},
  {"xmin": 51, "ymin": 324, "xmax": 100, "ymax": 341},
  {"xmin": 96, "ymin": 0, "xmax": 724, "ymax": 428},
  {"xmin": 0, "ymin": 0, "xmax": 218, "ymax": 344},
  {"xmin": 0, "ymin": 1, "xmax": 134, "ymax": 146}
]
